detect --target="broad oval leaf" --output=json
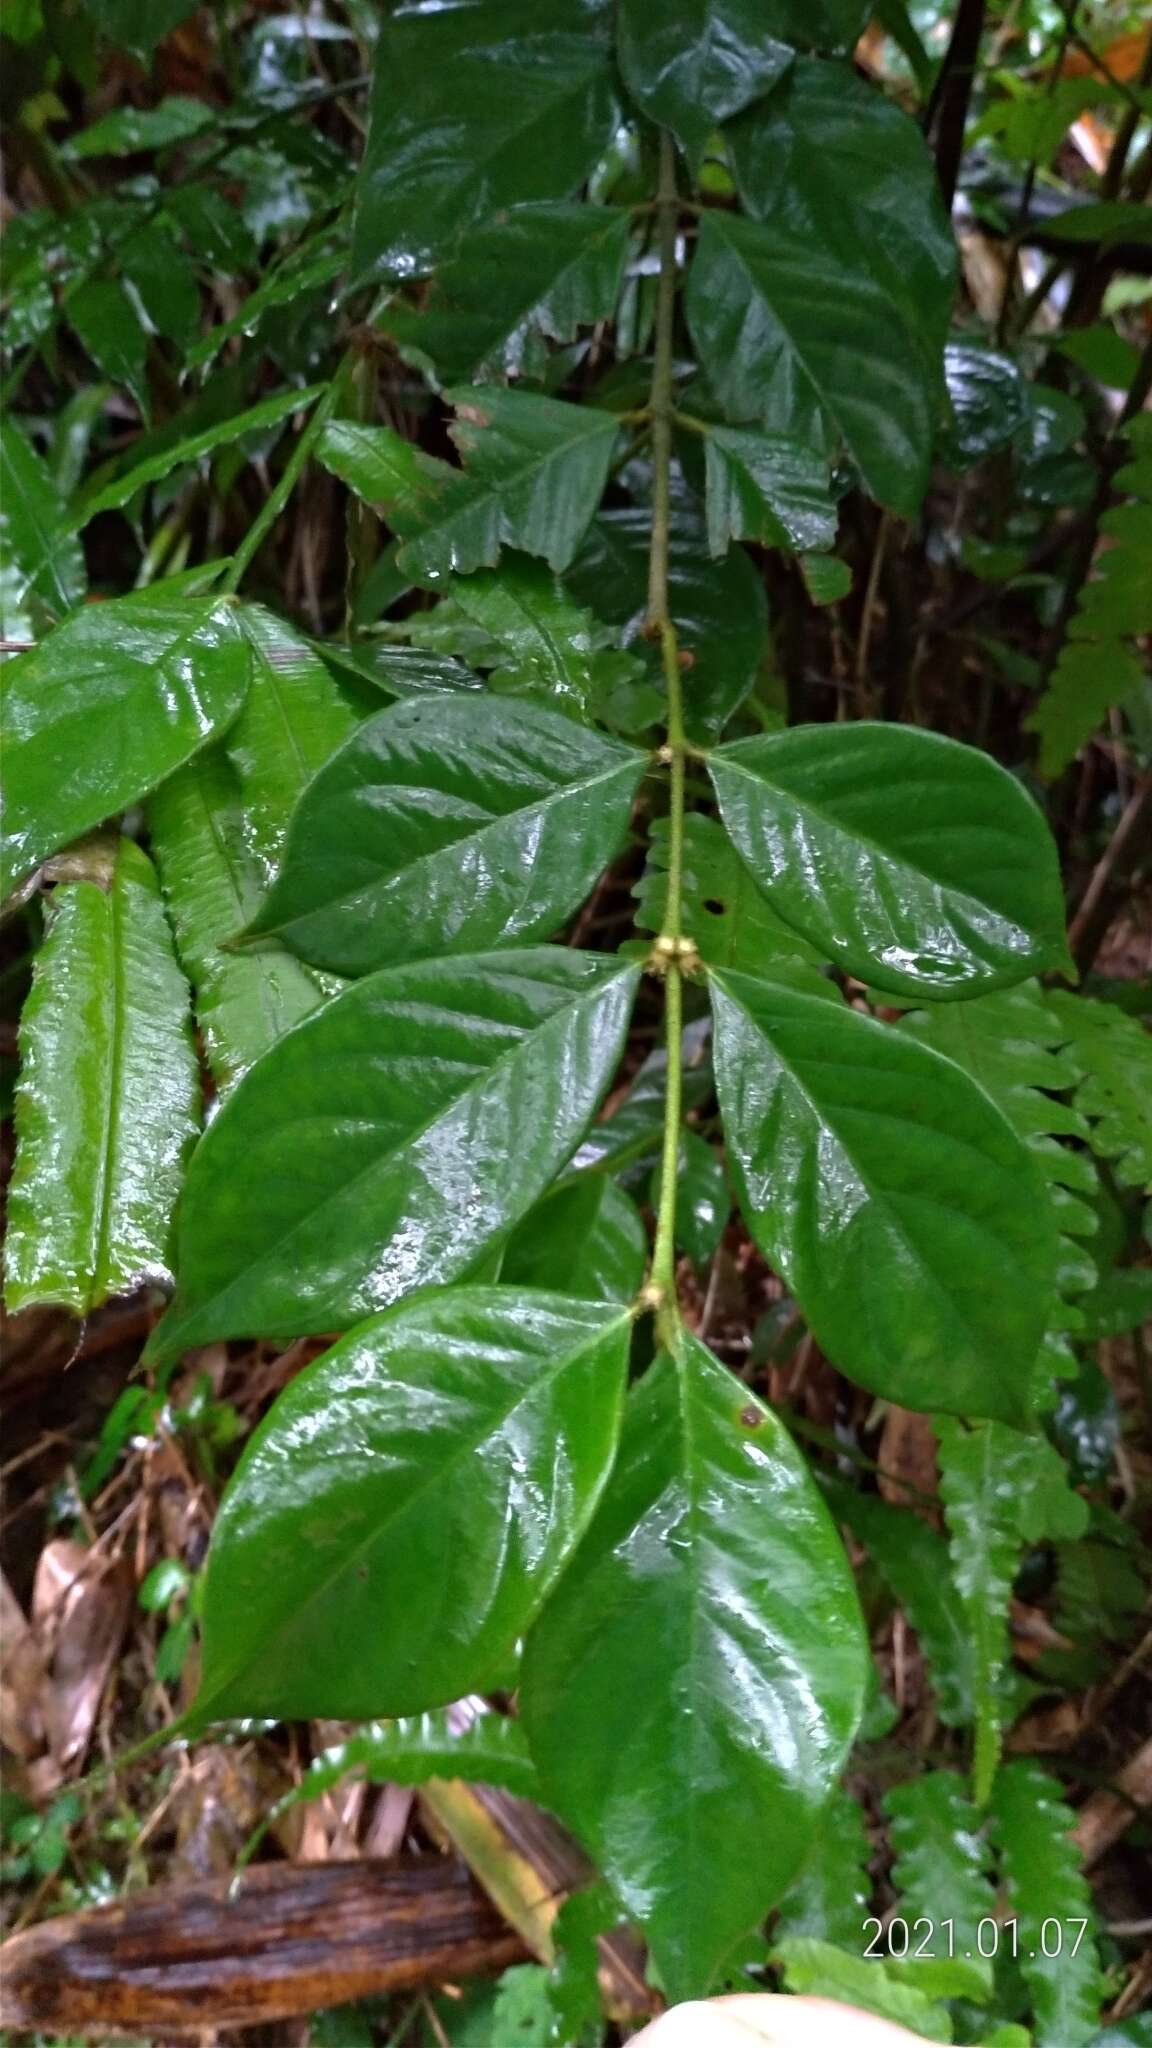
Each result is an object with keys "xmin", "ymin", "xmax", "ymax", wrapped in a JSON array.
[
  {"xmin": 2, "ymin": 596, "xmax": 250, "ymax": 898},
  {"xmin": 193, "ymin": 1289, "xmax": 632, "ymax": 1722},
  {"xmin": 147, "ymin": 948, "xmax": 639, "ymax": 1361},
  {"xmin": 708, "ymin": 722, "xmax": 1070, "ymax": 999},
  {"xmin": 501, "ymin": 1176, "xmax": 648, "ymax": 1303},
  {"xmin": 5, "ymin": 837, "xmax": 199, "ymax": 1314},
  {"xmin": 522, "ymin": 1337, "xmax": 867, "ymax": 1999},
  {"xmin": 616, "ymin": 0, "xmax": 794, "ymax": 162},
  {"xmin": 710, "ymin": 967, "xmax": 1057, "ymax": 1422},
  {"xmin": 246, "ymin": 695, "xmax": 646, "ymax": 976},
  {"xmin": 351, "ymin": 0, "xmax": 617, "ymax": 283}
]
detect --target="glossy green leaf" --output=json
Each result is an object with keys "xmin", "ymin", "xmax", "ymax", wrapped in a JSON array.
[
  {"xmin": 382, "ymin": 204, "xmax": 630, "ymax": 384},
  {"xmin": 245, "ymin": 695, "xmax": 644, "ymax": 976},
  {"xmin": 148, "ymin": 948, "xmax": 639, "ymax": 1360},
  {"xmin": 447, "ymin": 558, "xmax": 644, "ymax": 720},
  {"xmin": 319, "ymin": 389, "xmax": 618, "ymax": 583},
  {"xmin": 522, "ymin": 1337, "xmax": 867, "ymax": 1999},
  {"xmin": 2, "ymin": 596, "xmax": 251, "ymax": 898},
  {"xmin": 5, "ymin": 837, "xmax": 199, "ymax": 1315},
  {"xmin": 708, "ymin": 722, "xmax": 1071, "ymax": 1000},
  {"xmin": 730, "ymin": 59, "xmax": 955, "ymax": 360},
  {"xmin": 702, "ymin": 425, "xmax": 837, "ymax": 558},
  {"xmin": 569, "ymin": 494, "xmax": 768, "ymax": 740},
  {"xmin": 686, "ymin": 208, "xmax": 938, "ymax": 518},
  {"xmin": 711, "ymin": 968, "xmax": 1056, "ymax": 1423},
  {"xmin": 147, "ymin": 750, "xmax": 324, "ymax": 1094},
  {"xmin": 194, "ymin": 1289, "xmax": 632, "ymax": 1721},
  {"xmin": 120, "ymin": 221, "xmax": 201, "ymax": 353},
  {"xmin": 66, "ymin": 95, "xmax": 214, "ymax": 158},
  {"xmin": 67, "ymin": 278, "xmax": 150, "ymax": 416},
  {"xmin": 616, "ymin": 0, "xmax": 796, "ymax": 162},
  {"xmin": 0, "ymin": 418, "xmax": 86, "ymax": 625},
  {"xmin": 77, "ymin": 387, "xmax": 326, "ymax": 523},
  {"xmin": 228, "ymin": 604, "xmax": 357, "ymax": 884},
  {"xmin": 941, "ymin": 343, "xmax": 1028, "ymax": 467},
  {"xmin": 775, "ymin": 1785, "xmax": 872, "ymax": 1945},
  {"xmin": 351, "ymin": 0, "xmax": 617, "ymax": 283},
  {"xmin": 827, "ymin": 1480, "xmax": 975, "ymax": 1724},
  {"xmin": 885, "ymin": 1770, "xmax": 998, "ymax": 1970},
  {"xmin": 1047, "ymin": 991, "xmax": 1152, "ymax": 1188},
  {"xmin": 992, "ymin": 1763, "xmax": 1104, "ymax": 2048},
  {"xmin": 633, "ymin": 811, "xmax": 821, "ymax": 972},
  {"xmin": 501, "ymin": 1177, "xmax": 647, "ymax": 1303}
]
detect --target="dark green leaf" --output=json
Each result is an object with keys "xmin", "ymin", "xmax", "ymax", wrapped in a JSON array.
[
  {"xmin": 147, "ymin": 750, "xmax": 325, "ymax": 1094},
  {"xmin": 708, "ymin": 722, "xmax": 1071, "ymax": 999},
  {"xmin": 711, "ymin": 968, "xmax": 1057, "ymax": 1422},
  {"xmin": 885, "ymin": 1770, "xmax": 998, "ymax": 1971},
  {"xmin": 245, "ymin": 695, "xmax": 644, "ymax": 976},
  {"xmin": 79, "ymin": 0, "xmax": 199, "ymax": 56},
  {"xmin": 828, "ymin": 1481, "xmax": 974, "ymax": 1724},
  {"xmin": 120, "ymin": 221, "xmax": 201, "ymax": 353},
  {"xmin": 382, "ymin": 204, "xmax": 630, "ymax": 384},
  {"xmin": 2, "ymin": 596, "xmax": 251, "ymax": 898},
  {"xmin": 651, "ymin": 1129, "xmax": 728, "ymax": 1267},
  {"xmin": 65, "ymin": 95, "xmax": 214, "ymax": 158},
  {"xmin": 941, "ymin": 343, "xmax": 1028, "ymax": 467},
  {"xmin": 77, "ymin": 387, "xmax": 326, "ymax": 522},
  {"xmin": 5, "ymin": 837, "xmax": 199, "ymax": 1314},
  {"xmin": 448, "ymin": 557, "xmax": 643, "ymax": 719},
  {"xmin": 229, "ymin": 604, "xmax": 357, "ymax": 884},
  {"xmin": 522, "ymin": 1337, "xmax": 867, "ymax": 1999},
  {"xmin": 799, "ymin": 552, "xmax": 852, "ymax": 604},
  {"xmin": 730, "ymin": 59, "xmax": 955, "ymax": 360},
  {"xmin": 686, "ymin": 207, "xmax": 938, "ymax": 517},
  {"xmin": 501, "ymin": 1177, "xmax": 647, "ymax": 1303},
  {"xmin": 568, "ymin": 1021, "xmax": 713, "ymax": 1179},
  {"xmin": 351, "ymin": 0, "xmax": 617, "ymax": 283},
  {"xmin": 634, "ymin": 812, "xmax": 821, "ymax": 972},
  {"xmin": 615, "ymin": 0, "xmax": 796, "ymax": 162},
  {"xmin": 194, "ymin": 1289, "xmax": 632, "ymax": 1720},
  {"xmin": 569, "ymin": 493, "xmax": 768, "ymax": 740},
  {"xmin": 992, "ymin": 1762, "xmax": 1104, "ymax": 2047},
  {"xmin": 1047, "ymin": 991, "xmax": 1152, "ymax": 1188},
  {"xmin": 0, "ymin": 417, "xmax": 86, "ymax": 624},
  {"xmin": 702, "ymin": 424, "xmax": 837, "ymax": 557},
  {"xmin": 148, "ymin": 948, "xmax": 639, "ymax": 1359},
  {"xmin": 67, "ymin": 277, "xmax": 150, "ymax": 416},
  {"xmin": 776, "ymin": 1785, "xmax": 872, "ymax": 1945}
]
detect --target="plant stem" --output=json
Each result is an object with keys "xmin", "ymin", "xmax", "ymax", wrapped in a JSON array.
[
  {"xmin": 646, "ymin": 132, "xmax": 688, "ymax": 1343},
  {"xmin": 223, "ymin": 377, "xmax": 341, "ymax": 595}
]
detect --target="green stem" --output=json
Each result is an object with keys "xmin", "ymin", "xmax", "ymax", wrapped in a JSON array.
[
  {"xmin": 223, "ymin": 375, "xmax": 341, "ymax": 595},
  {"xmin": 646, "ymin": 132, "xmax": 688, "ymax": 1345}
]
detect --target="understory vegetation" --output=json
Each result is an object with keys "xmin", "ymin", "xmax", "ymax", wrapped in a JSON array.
[{"xmin": 0, "ymin": 0, "xmax": 1150, "ymax": 2044}]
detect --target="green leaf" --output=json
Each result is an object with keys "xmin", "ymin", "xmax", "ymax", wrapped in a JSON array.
[
  {"xmin": 711, "ymin": 968, "xmax": 1057, "ymax": 1423},
  {"xmin": 799, "ymin": 552, "xmax": 852, "ymax": 604},
  {"xmin": 634, "ymin": 811, "xmax": 821, "ymax": 972},
  {"xmin": 5, "ymin": 837, "xmax": 199, "ymax": 1315},
  {"xmin": 730, "ymin": 58, "xmax": 955, "ymax": 361},
  {"xmin": 651, "ymin": 1128, "xmax": 729, "ymax": 1268},
  {"xmin": 522, "ymin": 1337, "xmax": 867, "ymax": 1999},
  {"xmin": 569, "ymin": 492, "xmax": 768, "ymax": 740},
  {"xmin": 615, "ymin": 0, "xmax": 796, "ymax": 163},
  {"xmin": 148, "ymin": 949, "xmax": 639, "ymax": 1359},
  {"xmin": 194, "ymin": 1289, "xmax": 631, "ymax": 1721},
  {"xmin": 78, "ymin": 0, "xmax": 199, "ymax": 57},
  {"xmin": 228, "ymin": 604, "xmax": 357, "ymax": 885},
  {"xmin": 937, "ymin": 1421, "xmax": 1087, "ymax": 1802},
  {"xmin": 885, "ymin": 1771, "xmax": 998, "ymax": 1981},
  {"xmin": 147, "ymin": 750, "xmax": 325, "ymax": 1094},
  {"xmin": 686, "ymin": 207, "xmax": 938, "ymax": 518},
  {"xmin": 65, "ymin": 94, "xmax": 214, "ymax": 158},
  {"xmin": 941, "ymin": 344, "xmax": 1028, "ymax": 467},
  {"xmin": 991, "ymin": 1763, "xmax": 1104, "ymax": 2048},
  {"xmin": 77, "ymin": 387, "xmax": 326, "ymax": 523},
  {"xmin": 567, "ymin": 1020, "xmax": 713, "ymax": 1181},
  {"xmin": 501, "ymin": 1177, "xmax": 647, "ymax": 1303},
  {"xmin": 827, "ymin": 1481, "xmax": 974, "ymax": 1724},
  {"xmin": 708, "ymin": 723, "xmax": 1071, "ymax": 1000},
  {"xmin": 245, "ymin": 695, "xmax": 645, "ymax": 976},
  {"xmin": 67, "ymin": 278, "xmax": 150, "ymax": 416},
  {"xmin": 702, "ymin": 424, "xmax": 838, "ymax": 558},
  {"xmin": 120, "ymin": 220, "xmax": 201, "ymax": 353},
  {"xmin": 381, "ymin": 204, "xmax": 630, "ymax": 384},
  {"xmin": 0, "ymin": 417, "xmax": 86, "ymax": 628},
  {"xmin": 776, "ymin": 1785, "xmax": 872, "ymax": 1945},
  {"xmin": 351, "ymin": 0, "xmax": 617, "ymax": 283},
  {"xmin": 2, "ymin": 596, "xmax": 251, "ymax": 899},
  {"xmin": 771, "ymin": 1937, "xmax": 953, "ymax": 2042},
  {"xmin": 319, "ymin": 389, "xmax": 619, "ymax": 583},
  {"xmin": 1078, "ymin": 1267, "xmax": 1152, "ymax": 1340},
  {"xmin": 263, "ymin": 1710, "xmax": 540, "ymax": 1846},
  {"xmin": 447, "ymin": 557, "xmax": 641, "ymax": 720},
  {"xmin": 1047, "ymin": 991, "xmax": 1152, "ymax": 1188}
]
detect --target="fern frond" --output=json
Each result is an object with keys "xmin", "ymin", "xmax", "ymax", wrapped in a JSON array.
[
  {"xmin": 1026, "ymin": 415, "xmax": 1152, "ymax": 778},
  {"xmin": 776, "ymin": 1784, "xmax": 872, "ymax": 1945},
  {"xmin": 991, "ymin": 1762, "xmax": 1105, "ymax": 2048},
  {"xmin": 885, "ymin": 1768, "xmax": 998, "ymax": 1960},
  {"xmin": 1046, "ymin": 990, "xmax": 1152, "ymax": 1189}
]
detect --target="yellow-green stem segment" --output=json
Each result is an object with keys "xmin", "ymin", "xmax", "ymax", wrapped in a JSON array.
[{"xmin": 646, "ymin": 133, "xmax": 688, "ymax": 1347}]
